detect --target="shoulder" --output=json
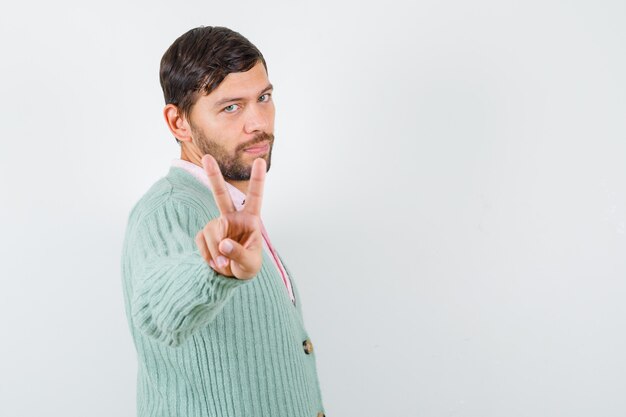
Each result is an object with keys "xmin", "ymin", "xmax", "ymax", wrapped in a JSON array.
[{"xmin": 126, "ymin": 167, "xmax": 220, "ymax": 231}]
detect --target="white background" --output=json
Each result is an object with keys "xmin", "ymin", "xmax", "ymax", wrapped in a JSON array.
[{"xmin": 1, "ymin": 0, "xmax": 625, "ymax": 416}]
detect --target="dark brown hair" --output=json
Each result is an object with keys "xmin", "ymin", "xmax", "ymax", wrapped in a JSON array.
[{"xmin": 159, "ymin": 26, "xmax": 267, "ymax": 143}]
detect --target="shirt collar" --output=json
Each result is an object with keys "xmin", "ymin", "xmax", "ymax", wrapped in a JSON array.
[{"xmin": 171, "ymin": 158, "xmax": 246, "ymax": 211}]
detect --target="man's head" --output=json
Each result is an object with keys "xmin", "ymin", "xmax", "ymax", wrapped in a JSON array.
[{"xmin": 160, "ymin": 26, "xmax": 275, "ymax": 182}]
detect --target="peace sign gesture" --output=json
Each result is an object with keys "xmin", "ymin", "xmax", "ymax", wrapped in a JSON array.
[{"xmin": 195, "ymin": 154, "xmax": 266, "ymax": 280}]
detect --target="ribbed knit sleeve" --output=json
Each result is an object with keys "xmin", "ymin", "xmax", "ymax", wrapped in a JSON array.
[{"xmin": 127, "ymin": 196, "xmax": 252, "ymax": 347}]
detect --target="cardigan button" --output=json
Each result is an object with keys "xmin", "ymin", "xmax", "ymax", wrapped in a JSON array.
[
  {"xmin": 316, "ymin": 413, "xmax": 325, "ymax": 417},
  {"xmin": 303, "ymin": 339, "xmax": 314, "ymax": 355}
]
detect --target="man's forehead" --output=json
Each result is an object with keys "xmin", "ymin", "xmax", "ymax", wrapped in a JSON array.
[{"xmin": 209, "ymin": 63, "xmax": 271, "ymax": 102}]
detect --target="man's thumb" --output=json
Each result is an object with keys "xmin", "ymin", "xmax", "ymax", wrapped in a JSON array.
[{"xmin": 219, "ymin": 238, "xmax": 240, "ymax": 258}]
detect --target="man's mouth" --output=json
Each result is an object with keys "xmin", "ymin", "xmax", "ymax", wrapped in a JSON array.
[{"xmin": 244, "ymin": 142, "xmax": 270, "ymax": 154}]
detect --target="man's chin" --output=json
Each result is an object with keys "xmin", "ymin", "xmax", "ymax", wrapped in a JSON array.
[{"xmin": 243, "ymin": 154, "xmax": 272, "ymax": 172}]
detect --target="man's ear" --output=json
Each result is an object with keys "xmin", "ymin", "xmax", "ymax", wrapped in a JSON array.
[{"xmin": 163, "ymin": 104, "xmax": 193, "ymax": 143}]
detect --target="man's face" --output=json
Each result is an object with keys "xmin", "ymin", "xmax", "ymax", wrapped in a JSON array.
[{"xmin": 186, "ymin": 61, "xmax": 275, "ymax": 181}]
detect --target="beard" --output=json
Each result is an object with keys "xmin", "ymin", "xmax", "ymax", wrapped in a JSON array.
[{"xmin": 190, "ymin": 125, "xmax": 274, "ymax": 181}]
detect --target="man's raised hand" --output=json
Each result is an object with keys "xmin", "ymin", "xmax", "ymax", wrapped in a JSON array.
[{"xmin": 194, "ymin": 154, "xmax": 266, "ymax": 280}]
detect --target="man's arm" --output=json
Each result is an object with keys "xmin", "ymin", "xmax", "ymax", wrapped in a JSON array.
[
  {"xmin": 127, "ymin": 197, "xmax": 251, "ymax": 348},
  {"xmin": 126, "ymin": 156, "xmax": 267, "ymax": 347}
]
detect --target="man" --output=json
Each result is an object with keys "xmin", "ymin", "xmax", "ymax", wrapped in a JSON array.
[{"xmin": 121, "ymin": 26, "xmax": 325, "ymax": 417}]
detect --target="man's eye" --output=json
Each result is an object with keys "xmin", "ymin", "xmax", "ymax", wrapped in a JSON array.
[
  {"xmin": 224, "ymin": 104, "xmax": 239, "ymax": 113},
  {"xmin": 259, "ymin": 93, "xmax": 272, "ymax": 102}
]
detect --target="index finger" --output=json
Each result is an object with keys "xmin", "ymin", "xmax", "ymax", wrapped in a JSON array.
[
  {"xmin": 243, "ymin": 157, "xmax": 266, "ymax": 216},
  {"xmin": 202, "ymin": 154, "xmax": 236, "ymax": 215}
]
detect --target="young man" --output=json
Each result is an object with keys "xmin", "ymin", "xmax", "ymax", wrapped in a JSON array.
[{"xmin": 121, "ymin": 26, "xmax": 325, "ymax": 417}]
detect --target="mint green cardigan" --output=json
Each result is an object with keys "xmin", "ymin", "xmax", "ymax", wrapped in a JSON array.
[{"xmin": 121, "ymin": 167, "xmax": 325, "ymax": 417}]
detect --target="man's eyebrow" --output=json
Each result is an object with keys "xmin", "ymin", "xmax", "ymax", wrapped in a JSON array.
[{"xmin": 213, "ymin": 84, "xmax": 274, "ymax": 108}]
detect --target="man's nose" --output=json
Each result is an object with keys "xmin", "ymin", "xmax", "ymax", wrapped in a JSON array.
[{"xmin": 243, "ymin": 103, "xmax": 269, "ymax": 133}]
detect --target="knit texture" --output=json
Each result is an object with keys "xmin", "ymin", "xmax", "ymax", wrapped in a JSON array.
[{"xmin": 121, "ymin": 166, "xmax": 325, "ymax": 417}]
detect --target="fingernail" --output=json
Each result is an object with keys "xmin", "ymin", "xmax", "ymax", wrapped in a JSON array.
[
  {"xmin": 209, "ymin": 259, "xmax": 216, "ymax": 269},
  {"xmin": 221, "ymin": 240, "xmax": 233, "ymax": 254},
  {"xmin": 217, "ymin": 256, "xmax": 229, "ymax": 267}
]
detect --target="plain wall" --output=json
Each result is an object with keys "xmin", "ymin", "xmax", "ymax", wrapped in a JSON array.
[{"xmin": 1, "ymin": 0, "xmax": 625, "ymax": 416}]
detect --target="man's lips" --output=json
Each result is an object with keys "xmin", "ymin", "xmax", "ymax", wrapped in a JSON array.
[{"xmin": 244, "ymin": 142, "xmax": 270, "ymax": 154}]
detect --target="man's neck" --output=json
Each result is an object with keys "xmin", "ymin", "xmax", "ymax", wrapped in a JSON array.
[{"xmin": 180, "ymin": 152, "xmax": 249, "ymax": 195}]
